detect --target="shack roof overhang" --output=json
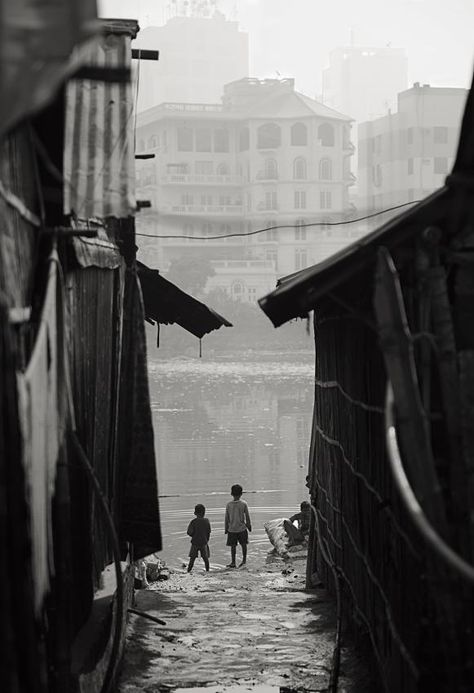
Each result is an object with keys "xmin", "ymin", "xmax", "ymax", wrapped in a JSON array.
[
  {"xmin": 137, "ymin": 261, "xmax": 232, "ymax": 338},
  {"xmin": 258, "ymin": 187, "xmax": 451, "ymax": 328}
]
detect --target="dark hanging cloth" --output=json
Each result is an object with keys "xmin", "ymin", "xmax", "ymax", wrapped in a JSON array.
[
  {"xmin": 117, "ymin": 268, "xmax": 162, "ymax": 559},
  {"xmin": 0, "ymin": 299, "xmax": 48, "ymax": 693}
]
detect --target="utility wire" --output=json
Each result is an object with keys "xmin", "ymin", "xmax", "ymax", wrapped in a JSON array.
[{"xmin": 135, "ymin": 200, "xmax": 422, "ymax": 240}]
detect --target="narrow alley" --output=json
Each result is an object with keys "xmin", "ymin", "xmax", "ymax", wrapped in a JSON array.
[{"xmin": 118, "ymin": 551, "xmax": 370, "ymax": 693}]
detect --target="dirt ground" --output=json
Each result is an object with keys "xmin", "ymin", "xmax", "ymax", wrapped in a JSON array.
[{"xmin": 117, "ymin": 548, "xmax": 372, "ymax": 693}]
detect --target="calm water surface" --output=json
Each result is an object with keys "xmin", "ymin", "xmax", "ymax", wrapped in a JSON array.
[{"xmin": 148, "ymin": 354, "xmax": 315, "ymax": 569}]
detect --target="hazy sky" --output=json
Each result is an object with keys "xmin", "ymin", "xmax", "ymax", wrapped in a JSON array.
[{"xmin": 99, "ymin": 0, "xmax": 474, "ymax": 97}]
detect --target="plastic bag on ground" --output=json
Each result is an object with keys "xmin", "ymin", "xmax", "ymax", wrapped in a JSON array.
[
  {"xmin": 264, "ymin": 517, "xmax": 303, "ymax": 553},
  {"xmin": 264, "ymin": 518, "xmax": 289, "ymax": 555}
]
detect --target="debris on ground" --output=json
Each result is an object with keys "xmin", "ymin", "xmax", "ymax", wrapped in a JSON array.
[
  {"xmin": 145, "ymin": 556, "xmax": 170, "ymax": 582},
  {"xmin": 118, "ymin": 551, "xmax": 371, "ymax": 693}
]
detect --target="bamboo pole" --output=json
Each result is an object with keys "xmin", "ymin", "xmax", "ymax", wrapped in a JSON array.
[{"xmin": 373, "ymin": 247, "xmax": 448, "ymax": 533}]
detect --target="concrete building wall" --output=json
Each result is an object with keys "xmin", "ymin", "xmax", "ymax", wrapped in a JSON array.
[{"xmin": 357, "ymin": 84, "xmax": 468, "ymax": 212}]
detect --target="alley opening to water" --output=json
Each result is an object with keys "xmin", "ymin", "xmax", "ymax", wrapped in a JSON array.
[{"xmin": 118, "ymin": 353, "xmax": 371, "ymax": 693}]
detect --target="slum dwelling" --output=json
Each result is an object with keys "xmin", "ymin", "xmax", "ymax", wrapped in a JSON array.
[
  {"xmin": 0, "ymin": 10, "xmax": 232, "ymax": 690},
  {"xmin": 259, "ymin": 71, "xmax": 474, "ymax": 693}
]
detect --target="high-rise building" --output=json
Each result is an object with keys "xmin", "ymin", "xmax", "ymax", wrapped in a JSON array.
[
  {"xmin": 135, "ymin": 77, "xmax": 358, "ymax": 300},
  {"xmin": 358, "ymin": 83, "xmax": 468, "ymax": 213},
  {"xmin": 134, "ymin": 11, "xmax": 249, "ymax": 112},
  {"xmin": 322, "ymin": 46, "xmax": 408, "ymax": 124}
]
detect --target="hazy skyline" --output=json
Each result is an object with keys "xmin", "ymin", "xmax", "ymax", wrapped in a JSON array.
[{"xmin": 99, "ymin": 0, "xmax": 474, "ymax": 99}]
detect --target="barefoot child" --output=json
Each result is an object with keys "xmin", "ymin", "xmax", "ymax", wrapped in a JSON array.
[
  {"xmin": 187, "ymin": 504, "xmax": 211, "ymax": 572},
  {"xmin": 225, "ymin": 484, "xmax": 252, "ymax": 568}
]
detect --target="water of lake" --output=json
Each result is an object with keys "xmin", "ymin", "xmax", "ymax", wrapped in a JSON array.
[{"xmin": 147, "ymin": 354, "xmax": 315, "ymax": 569}]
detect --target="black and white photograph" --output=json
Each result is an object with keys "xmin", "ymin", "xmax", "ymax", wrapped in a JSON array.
[{"xmin": 1, "ymin": 1, "xmax": 474, "ymax": 691}]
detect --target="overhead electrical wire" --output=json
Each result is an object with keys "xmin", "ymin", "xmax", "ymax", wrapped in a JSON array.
[{"xmin": 135, "ymin": 200, "xmax": 422, "ymax": 240}]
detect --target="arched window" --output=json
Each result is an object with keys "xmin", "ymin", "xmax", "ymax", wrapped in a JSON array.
[
  {"xmin": 232, "ymin": 281, "xmax": 245, "ymax": 296},
  {"xmin": 264, "ymin": 158, "xmax": 278, "ymax": 180},
  {"xmin": 318, "ymin": 123, "xmax": 335, "ymax": 147},
  {"xmin": 291, "ymin": 122, "xmax": 307, "ymax": 146},
  {"xmin": 217, "ymin": 162, "xmax": 229, "ymax": 175},
  {"xmin": 293, "ymin": 157, "xmax": 307, "ymax": 180},
  {"xmin": 319, "ymin": 158, "xmax": 332, "ymax": 180},
  {"xmin": 257, "ymin": 122, "xmax": 281, "ymax": 149},
  {"xmin": 239, "ymin": 127, "xmax": 249, "ymax": 151}
]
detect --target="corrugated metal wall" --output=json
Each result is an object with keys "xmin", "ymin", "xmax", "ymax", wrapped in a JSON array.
[
  {"xmin": 66, "ymin": 260, "xmax": 124, "ymax": 591},
  {"xmin": 63, "ymin": 30, "xmax": 136, "ymax": 220}
]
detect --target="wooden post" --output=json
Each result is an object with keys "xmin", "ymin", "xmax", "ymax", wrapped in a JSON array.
[
  {"xmin": 374, "ymin": 247, "xmax": 448, "ymax": 533},
  {"xmin": 426, "ymin": 255, "xmax": 470, "ymax": 556}
]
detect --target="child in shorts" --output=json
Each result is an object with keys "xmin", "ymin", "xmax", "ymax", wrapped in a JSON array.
[
  {"xmin": 224, "ymin": 484, "xmax": 252, "ymax": 568},
  {"xmin": 187, "ymin": 504, "xmax": 211, "ymax": 572}
]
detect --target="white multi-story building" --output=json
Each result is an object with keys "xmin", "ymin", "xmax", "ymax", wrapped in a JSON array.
[
  {"xmin": 136, "ymin": 78, "xmax": 357, "ymax": 301},
  {"xmin": 358, "ymin": 83, "xmax": 468, "ymax": 213}
]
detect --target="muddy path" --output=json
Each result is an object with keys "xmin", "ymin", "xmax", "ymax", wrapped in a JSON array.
[{"xmin": 118, "ymin": 551, "xmax": 371, "ymax": 693}]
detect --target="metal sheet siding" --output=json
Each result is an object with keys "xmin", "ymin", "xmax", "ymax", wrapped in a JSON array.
[
  {"xmin": 64, "ymin": 32, "xmax": 135, "ymax": 220},
  {"xmin": 67, "ymin": 264, "xmax": 123, "ymax": 586}
]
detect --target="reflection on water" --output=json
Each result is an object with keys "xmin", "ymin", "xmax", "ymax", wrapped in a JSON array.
[{"xmin": 148, "ymin": 356, "xmax": 314, "ymax": 567}]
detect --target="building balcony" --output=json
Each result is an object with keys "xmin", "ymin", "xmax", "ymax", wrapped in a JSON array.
[
  {"xmin": 161, "ymin": 203, "xmax": 244, "ymax": 216},
  {"xmin": 161, "ymin": 102, "xmax": 224, "ymax": 113},
  {"xmin": 343, "ymin": 141, "xmax": 356, "ymax": 153},
  {"xmin": 256, "ymin": 171, "xmax": 279, "ymax": 181},
  {"xmin": 161, "ymin": 235, "xmax": 244, "ymax": 245},
  {"xmin": 344, "ymin": 172, "xmax": 357, "ymax": 185},
  {"xmin": 211, "ymin": 259, "xmax": 275, "ymax": 270},
  {"xmin": 256, "ymin": 202, "xmax": 279, "ymax": 211},
  {"xmin": 161, "ymin": 174, "xmax": 243, "ymax": 185}
]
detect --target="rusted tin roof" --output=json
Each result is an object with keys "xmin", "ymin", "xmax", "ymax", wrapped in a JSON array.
[
  {"xmin": 64, "ymin": 20, "xmax": 139, "ymax": 220},
  {"xmin": 137, "ymin": 262, "xmax": 232, "ymax": 339}
]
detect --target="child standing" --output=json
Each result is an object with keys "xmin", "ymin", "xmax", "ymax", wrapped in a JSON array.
[
  {"xmin": 225, "ymin": 484, "xmax": 252, "ymax": 568},
  {"xmin": 187, "ymin": 504, "xmax": 211, "ymax": 573}
]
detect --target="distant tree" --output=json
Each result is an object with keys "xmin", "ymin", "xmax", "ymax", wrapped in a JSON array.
[{"xmin": 166, "ymin": 255, "xmax": 215, "ymax": 295}]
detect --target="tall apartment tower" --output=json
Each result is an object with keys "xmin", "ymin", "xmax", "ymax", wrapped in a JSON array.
[
  {"xmin": 134, "ymin": 11, "xmax": 249, "ymax": 111},
  {"xmin": 358, "ymin": 83, "xmax": 468, "ymax": 213},
  {"xmin": 322, "ymin": 46, "xmax": 408, "ymax": 124}
]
